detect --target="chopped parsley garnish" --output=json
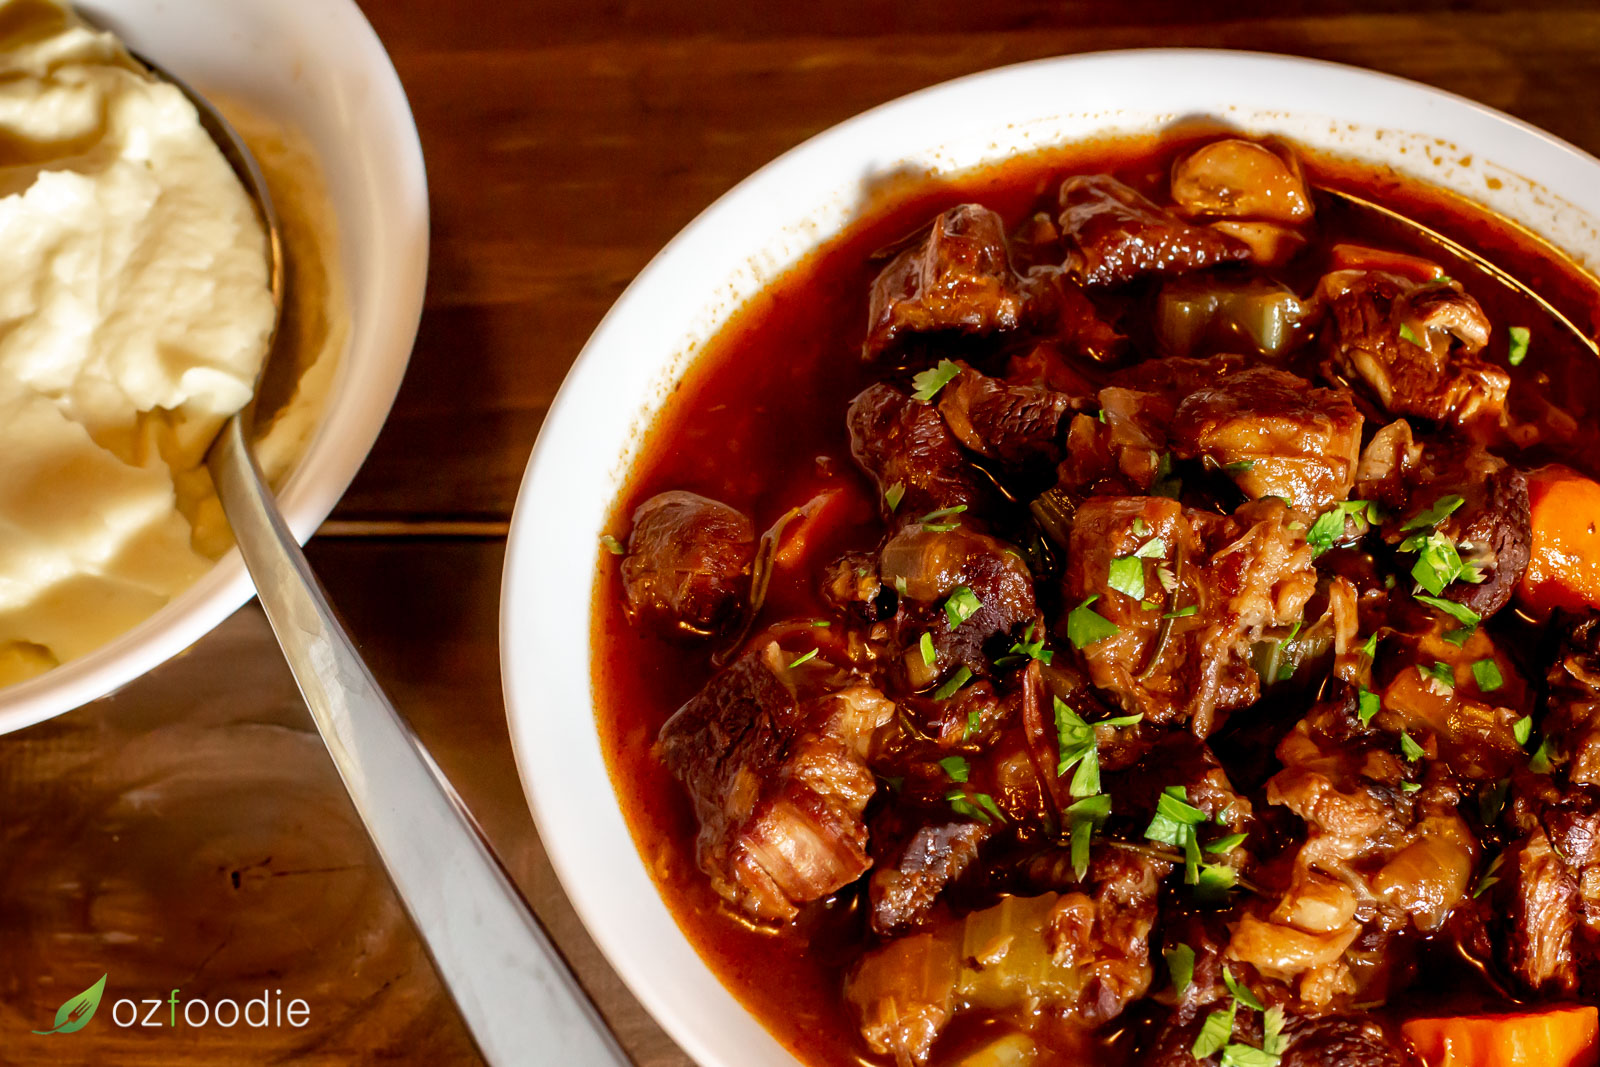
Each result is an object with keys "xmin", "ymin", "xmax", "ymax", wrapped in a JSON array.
[
  {"xmin": 995, "ymin": 620, "xmax": 1053, "ymax": 669},
  {"xmin": 931, "ymin": 666, "xmax": 973, "ymax": 701},
  {"xmin": 1192, "ymin": 1003, "xmax": 1236, "ymax": 1060},
  {"xmin": 1307, "ymin": 500, "xmax": 1379, "ymax": 557},
  {"xmin": 1067, "ymin": 595, "xmax": 1120, "ymax": 648},
  {"xmin": 1206, "ymin": 832, "xmax": 1249, "ymax": 855},
  {"xmin": 1398, "ymin": 322, "xmax": 1422, "ymax": 345},
  {"xmin": 1263, "ymin": 1005, "xmax": 1287, "ymax": 1057},
  {"xmin": 1514, "ymin": 714, "xmax": 1534, "ymax": 747},
  {"xmin": 1508, "ymin": 324, "xmax": 1531, "ymax": 366},
  {"xmin": 1133, "ymin": 518, "xmax": 1149, "ymax": 536},
  {"xmin": 937, "ymin": 755, "xmax": 969, "ymax": 783},
  {"xmin": 919, "ymin": 504, "xmax": 967, "ymax": 531},
  {"xmin": 1195, "ymin": 861, "xmax": 1240, "ymax": 904},
  {"xmin": 1065, "ymin": 793, "xmax": 1111, "ymax": 880},
  {"xmin": 1223, "ymin": 967, "xmax": 1265, "ymax": 1012},
  {"xmin": 884, "ymin": 482, "xmax": 906, "ymax": 512},
  {"xmin": 1530, "ymin": 735, "xmax": 1555, "ymax": 774},
  {"xmin": 1415, "ymin": 593, "xmax": 1480, "ymax": 634},
  {"xmin": 1055, "ymin": 697, "xmax": 1141, "ymax": 798},
  {"xmin": 1152, "ymin": 452, "xmax": 1183, "ymax": 499},
  {"xmin": 1401, "ymin": 781, "xmax": 1422, "ymax": 793},
  {"xmin": 1223, "ymin": 459, "xmax": 1256, "ymax": 473},
  {"xmin": 965, "ymin": 708, "xmax": 982, "ymax": 739},
  {"xmin": 1145, "ymin": 785, "xmax": 1208, "ymax": 883},
  {"xmin": 1473, "ymin": 659, "xmax": 1505, "ymax": 693},
  {"xmin": 600, "ymin": 534, "xmax": 626, "ymax": 555},
  {"xmin": 1107, "ymin": 556, "xmax": 1146, "ymax": 600},
  {"xmin": 1164, "ymin": 605, "xmax": 1199, "ymax": 619},
  {"xmin": 1358, "ymin": 686, "xmax": 1381, "ymax": 725},
  {"xmin": 1443, "ymin": 626, "xmax": 1475, "ymax": 647},
  {"xmin": 910, "ymin": 359, "xmax": 962, "ymax": 402},
  {"xmin": 1362, "ymin": 631, "xmax": 1380, "ymax": 659},
  {"xmin": 1418, "ymin": 661, "xmax": 1455, "ymax": 692},
  {"xmin": 944, "ymin": 586, "xmax": 982, "ymax": 629},
  {"xmin": 1400, "ymin": 731, "xmax": 1426, "ymax": 762},
  {"xmin": 789, "ymin": 648, "xmax": 819, "ymax": 668},
  {"xmin": 946, "ymin": 788, "xmax": 1005, "ymax": 825},
  {"xmin": 1475, "ymin": 851, "xmax": 1506, "ymax": 898},
  {"xmin": 810, "ymin": 619, "xmax": 832, "ymax": 627},
  {"xmin": 1164, "ymin": 943, "xmax": 1195, "ymax": 995},
  {"xmin": 919, "ymin": 631, "xmax": 936, "ymax": 668},
  {"xmin": 1135, "ymin": 536, "xmax": 1168, "ymax": 558},
  {"xmin": 1401, "ymin": 530, "xmax": 1483, "ymax": 595},
  {"xmin": 1402, "ymin": 494, "xmax": 1465, "ymax": 531}
]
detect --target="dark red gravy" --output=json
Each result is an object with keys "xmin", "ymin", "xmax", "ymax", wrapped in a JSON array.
[{"xmin": 590, "ymin": 126, "xmax": 1600, "ymax": 1066}]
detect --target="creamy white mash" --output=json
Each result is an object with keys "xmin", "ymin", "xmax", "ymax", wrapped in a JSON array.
[{"xmin": 0, "ymin": 0, "xmax": 277, "ymax": 685}]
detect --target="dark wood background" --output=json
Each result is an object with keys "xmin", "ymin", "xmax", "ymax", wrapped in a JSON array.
[{"xmin": 4, "ymin": 1, "xmax": 1600, "ymax": 1063}]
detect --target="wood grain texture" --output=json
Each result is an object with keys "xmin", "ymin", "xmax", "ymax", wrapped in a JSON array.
[{"xmin": 3, "ymin": 2, "xmax": 1600, "ymax": 1064}]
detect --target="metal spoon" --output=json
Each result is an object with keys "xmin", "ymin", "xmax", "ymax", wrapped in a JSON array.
[
  {"xmin": 138, "ymin": 55, "xmax": 632, "ymax": 1067},
  {"xmin": 1317, "ymin": 185, "xmax": 1600, "ymax": 357}
]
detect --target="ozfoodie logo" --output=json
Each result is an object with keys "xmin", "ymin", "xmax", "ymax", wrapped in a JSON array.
[{"xmin": 32, "ymin": 975, "xmax": 311, "ymax": 1034}]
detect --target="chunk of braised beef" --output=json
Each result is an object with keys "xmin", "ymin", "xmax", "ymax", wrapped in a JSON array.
[
  {"xmin": 1362, "ymin": 437, "xmax": 1531, "ymax": 619},
  {"xmin": 1058, "ymin": 174, "xmax": 1251, "ymax": 286},
  {"xmin": 847, "ymin": 383, "xmax": 997, "ymax": 526},
  {"xmin": 621, "ymin": 490, "xmax": 755, "ymax": 635},
  {"xmin": 1105, "ymin": 353, "xmax": 1248, "ymax": 401},
  {"xmin": 1062, "ymin": 496, "xmax": 1316, "ymax": 735},
  {"xmin": 1545, "ymin": 612, "xmax": 1600, "ymax": 784},
  {"xmin": 1170, "ymin": 365, "xmax": 1364, "ymax": 511},
  {"xmin": 937, "ymin": 362, "xmax": 1078, "ymax": 467},
  {"xmin": 867, "ymin": 807, "xmax": 990, "ymax": 936},
  {"xmin": 863, "ymin": 203, "xmax": 1023, "ymax": 358},
  {"xmin": 1056, "ymin": 388, "xmax": 1175, "ymax": 498},
  {"xmin": 1504, "ymin": 826, "xmax": 1585, "ymax": 995},
  {"xmin": 880, "ymin": 523, "xmax": 1037, "ymax": 685},
  {"xmin": 657, "ymin": 645, "xmax": 894, "ymax": 922},
  {"xmin": 1319, "ymin": 270, "xmax": 1508, "ymax": 427}
]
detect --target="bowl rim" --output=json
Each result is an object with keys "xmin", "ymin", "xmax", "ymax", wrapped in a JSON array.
[
  {"xmin": 0, "ymin": 0, "xmax": 430, "ymax": 736},
  {"xmin": 502, "ymin": 46, "xmax": 1600, "ymax": 1067}
]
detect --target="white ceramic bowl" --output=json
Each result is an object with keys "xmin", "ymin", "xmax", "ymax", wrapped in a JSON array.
[
  {"xmin": 502, "ymin": 50, "xmax": 1600, "ymax": 1067},
  {"xmin": 0, "ymin": 0, "xmax": 428, "ymax": 735}
]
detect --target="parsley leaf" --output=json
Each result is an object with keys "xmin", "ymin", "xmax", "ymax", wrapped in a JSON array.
[
  {"xmin": 1134, "ymin": 536, "xmax": 1168, "ymax": 558},
  {"xmin": 1475, "ymin": 851, "xmax": 1506, "ymax": 898},
  {"xmin": 1530, "ymin": 735, "xmax": 1555, "ymax": 774},
  {"xmin": 1263, "ymin": 1005, "xmax": 1286, "ymax": 1056},
  {"xmin": 945, "ymin": 788, "xmax": 1005, "ymax": 824},
  {"xmin": 1361, "ymin": 631, "xmax": 1379, "ymax": 660},
  {"xmin": 1402, "ymin": 494, "xmax": 1466, "ymax": 531},
  {"xmin": 1400, "ymin": 731, "xmax": 1426, "ymax": 762},
  {"xmin": 1358, "ymin": 686, "xmax": 1381, "ymax": 725},
  {"xmin": 1192, "ymin": 1004, "xmax": 1236, "ymax": 1059},
  {"xmin": 1398, "ymin": 322, "xmax": 1422, "ymax": 345},
  {"xmin": 937, "ymin": 755, "xmax": 969, "ymax": 783},
  {"xmin": 1415, "ymin": 594, "xmax": 1480, "ymax": 633},
  {"xmin": 1206, "ymin": 832, "xmax": 1249, "ymax": 855},
  {"xmin": 600, "ymin": 534, "xmax": 626, "ymax": 555},
  {"xmin": 789, "ymin": 648, "xmax": 819, "ymax": 668},
  {"xmin": 1223, "ymin": 966, "xmax": 1265, "ymax": 1011},
  {"xmin": 1067, "ymin": 595, "xmax": 1120, "ymax": 648},
  {"xmin": 995, "ymin": 620, "xmax": 1053, "ymax": 668},
  {"xmin": 1223, "ymin": 459, "xmax": 1256, "ymax": 473},
  {"xmin": 1152, "ymin": 452, "xmax": 1182, "ymax": 499},
  {"xmin": 1513, "ymin": 714, "xmax": 1533, "ymax": 747},
  {"xmin": 1054, "ymin": 697, "xmax": 1141, "ymax": 797},
  {"xmin": 1196, "ymin": 862, "xmax": 1239, "ymax": 903},
  {"xmin": 1164, "ymin": 943, "xmax": 1195, "ymax": 996},
  {"xmin": 1306, "ymin": 500, "xmax": 1378, "ymax": 557},
  {"xmin": 919, "ymin": 504, "xmax": 967, "ymax": 530},
  {"xmin": 1108, "ymin": 556, "xmax": 1146, "ymax": 600},
  {"xmin": 965, "ymin": 708, "xmax": 982, "ymax": 739},
  {"xmin": 931, "ymin": 666, "xmax": 973, "ymax": 701},
  {"xmin": 1404, "ymin": 530, "xmax": 1476, "ymax": 595},
  {"xmin": 944, "ymin": 586, "xmax": 982, "ymax": 629},
  {"xmin": 1480, "ymin": 777, "xmax": 1510, "ymax": 824},
  {"xmin": 1164, "ymin": 604, "xmax": 1198, "ymax": 619},
  {"xmin": 1473, "ymin": 658, "xmax": 1504, "ymax": 693},
  {"xmin": 884, "ymin": 482, "xmax": 905, "ymax": 512},
  {"xmin": 1508, "ymin": 324, "xmax": 1531, "ymax": 366},
  {"xmin": 1418, "ymin": 661, "xmax": 1455, "ymax": 693},
  {"xmin": 919, "ymin": 631, "xmax": 936, "ymax": 668},
  {"xmin": 910, "ymin": 359, "xmax": 962, "ymax": 402},
  {"xmin": 1066, "ymin": 793, "xmax": 1111, "ymax": 880},
  {"xmin": 1221, "ymin": 1043, "xmax": 1281, "ymax": 1067}
]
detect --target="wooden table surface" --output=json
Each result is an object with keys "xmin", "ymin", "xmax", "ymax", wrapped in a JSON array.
[{"xmin": 6, "ymin": 1, "xmax": 1600, "ymax": 1063}]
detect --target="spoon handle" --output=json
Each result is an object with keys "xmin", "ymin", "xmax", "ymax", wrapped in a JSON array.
[{"xmin": 209, "ymin": 417, "xmax": 632, "ymax": 1067}]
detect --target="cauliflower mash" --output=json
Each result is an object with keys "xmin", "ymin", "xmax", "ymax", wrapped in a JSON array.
[{"xmin": 0, "ymin": 0, "xmax": 279, "ymax": 686}]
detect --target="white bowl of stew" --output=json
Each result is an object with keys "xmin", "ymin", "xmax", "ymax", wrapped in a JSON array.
[{"xmin": 502, "ymin": 49, "xmax": 1600, "ymax": 1067}]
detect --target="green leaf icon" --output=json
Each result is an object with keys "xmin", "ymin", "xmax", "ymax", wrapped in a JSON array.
[{"xmin": 32, "ymin": 974, "xmax": 106, "ymax": 1035}]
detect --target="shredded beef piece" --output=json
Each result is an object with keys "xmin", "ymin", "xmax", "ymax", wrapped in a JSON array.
[
  {"xmin": 1319, "ymin": 270, "xmax": 1508, "ymax": 427},
  {"xmin": 1171, "ymin": 365, "xmax": 1364, "ymax": 511},
  {"xmin": 847, "ymin": 383, "xmax": 997, "ymax": 526},
  {"xmin": 622, "ymin": 490, "xmax": 755, "ymax": 635},
  {"xmin": 937, "ymin": 362, "xmax": 1078, "ymax": 467},
  {"xmin": 863, "ymin": 204, "xmax": 1023, "ymax": 358},
  {"xmin": 657, "ymin": 646, "xmax": 894, "ymax": 922},
  {"xmin": 1058, "ymin": 174, "xmax": 1250, "ymax": 286},
  {"xmin": 867, "ymin": 809, "xmax": 990, "ymax": 936}
]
